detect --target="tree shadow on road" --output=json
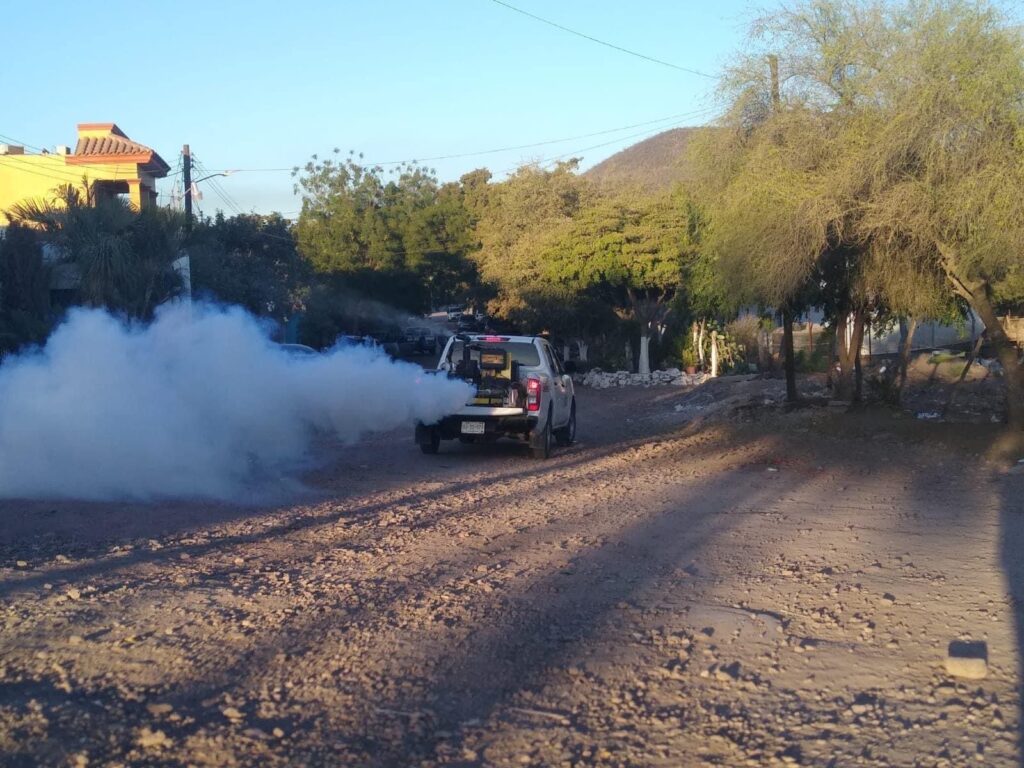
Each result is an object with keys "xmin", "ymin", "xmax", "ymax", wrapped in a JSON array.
[
  {"xmin": 0, "ymin": 420, "xmax": 794, "ymax": 765},
  {"xmin": 174, "ymin": 438, "xmax": 814, "ymax": 764},
  {"xmin": 13, "ymin": 404, "xmax": 1009, "ymax": 765},
  {"xmin": 0, "ymin": 405, "xmax": 722, "ymax": 601}
]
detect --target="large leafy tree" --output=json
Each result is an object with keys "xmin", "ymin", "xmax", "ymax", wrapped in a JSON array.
[
  {"xmin": 293, "ymin": 153, "xmax": 479, "ymax": 315},
  {"xmin": 189, "ymin": 212, "xmax": 308, "ymax": 323},
  {"xmin": 471, "ymin": 160, "xmax": 592, "ymax": 297},
  {"xmin": 471, "ymin": 163, "xmax": 698, "ymax": 371},
  {"xmin": 539, "ymin": 187, "xmax": 698, "ymax": 374},
  {"xmin": 9, "ymin": 184, "xmax": 183, "ymax": 320},
  {"xmin": 851, "ymin": 0, "xmax": 1024, "ymax": 430},
  {"xmin": 402, "ymin": 179, "xmax": 482, "ymax": 309},
  {"xmin": 695, "ymin": 0, "xmax": 1023, "ymax": 416},
  {"xmin": 0, "ymin": 224, "xmax": 51, "ymax": 353},
  {"xmin": 692, "ymin": 9, "xmax": 874, "ymax": 400}
]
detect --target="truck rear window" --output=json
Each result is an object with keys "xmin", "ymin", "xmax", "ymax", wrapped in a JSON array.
[{"xmin": 446, "ymin": 341, "xmax": 541, "ymax": 368}]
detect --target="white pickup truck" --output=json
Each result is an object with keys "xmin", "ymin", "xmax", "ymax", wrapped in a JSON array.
[{"xmin": 415, "ymin": 334, "xmax": 577, "ymax": 459}]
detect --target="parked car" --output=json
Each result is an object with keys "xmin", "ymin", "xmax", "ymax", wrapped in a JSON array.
[
  {"xmin": 415, "ymin": 334, "xmax": 577, "ymax": 459},
  {"xmin": 404, "ymin": 326, "xmax": 437, "ymax": 354},
  {"xmin": 446, "ymin": 305, "xmax": 465, "ymax": 322},
  {"xmin": 366, "ymin": 325, "xmax": 413, "ymax": 357},
  {"xmin": 457, "ymin": 315, "xmax": 482, "ymax": 333},
  {"xmin": 334, "ymin": 334, "xmax": 380, "ymax": 351},
  {"xmin": 278, "ymin": 343, "xmax": 318, "ymax": 356}
]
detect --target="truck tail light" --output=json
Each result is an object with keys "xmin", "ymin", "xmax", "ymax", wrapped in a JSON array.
[{"xmin": 526, "ymin": 376, "xmax": 542, "ymax": 412}]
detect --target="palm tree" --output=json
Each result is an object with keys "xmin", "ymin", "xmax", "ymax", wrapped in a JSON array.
[{"xmin": 8, "ymin": 182, "xmax": 184, "ymax": 319}]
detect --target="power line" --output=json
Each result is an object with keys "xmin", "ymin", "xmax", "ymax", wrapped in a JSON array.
[
  {"xmin": 487, "ymin": 0, "xmax": 717, "ymax": 79},
  {"xmin": 279, "ymin": 111, "xmax": 720, "ymax": 246},
  {"xmin": 193, "ymin": 116, "xmax": 723, "ymax": 250},
  {"xmin": 198, "ymin": 107, "xmax": 718, "ymax": 174},
  {"xmin": 1, "ymin": 131, "xmax": 184, "ymax": 187},
  {"xmin": 192, "ymin": 155, "xmax": 245, "ymax": 216},
  {"xmin": 0, "ymin": 149, "xmax": 184, "ymax": 190},
  {"xmin": 361, "ymin": 107, "xmax": 715, "ymax": 166},
  {"xmin": 208, "ymin": 174, "xmax": 245, "ymax": 216},
  {"xmin": 211, "ymin": 180, "xmax": 243, "ymax": 216},
  {"xmin": 192, "ymin": 158, "xmax": 233, "ymax": 213},
  {"xmin": 242, "ymin": 109, "xmax": 720, "ymax": 228},
  {"xmin": 0, "ymin": 133, "xmax": 49, "ymax": 154},
  {"xmin": 0, "ymin": 153, "xmax": 97, "ymax": 184},
  {"xmin": 0, "ymin": 156, "xmax": 91, "ymax": 186},
  {"xmin": 499, "ymin": 107, "xmax": 719, "ymax": 174},
  {"xmin": 6, "ymin": 102, "xmax": 717, "ymax": 218},
  {"xmin": 210, "ymin": 179, "xmax": 243, "ymax": 216},
  {"xmin": 165, "ymin": 152, "xmax": 185, "ymax": 209}
]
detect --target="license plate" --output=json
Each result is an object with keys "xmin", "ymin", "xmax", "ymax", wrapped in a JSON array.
[{"xmin": 461, "ymin": 421, "xmax": 485, "ymax": 435}]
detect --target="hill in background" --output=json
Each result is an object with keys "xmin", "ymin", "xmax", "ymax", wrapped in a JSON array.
[{"xmin": 584, "ymin": 127, "xmax": 702, "ymax": 192}]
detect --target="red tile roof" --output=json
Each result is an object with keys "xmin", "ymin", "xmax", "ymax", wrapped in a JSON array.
[
  {"xmin": 69, "ymin": 128, "xmax": 170, "ymax": 176},
  {"xmin": 75, "ymin": 135, "xmax": 151, "ymax": 157}
]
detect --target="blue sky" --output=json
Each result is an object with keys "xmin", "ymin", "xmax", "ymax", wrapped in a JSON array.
[{"xmin": 3, "ymin": 1, "xmax": 763, "ymax": 216}]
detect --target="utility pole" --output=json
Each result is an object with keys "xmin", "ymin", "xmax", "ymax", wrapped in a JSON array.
[
  {"xmin": 768, "ymin": 53, "xmax": 798, "ymax": 403},
  {"xmin": 182, "ymin": 144, "xmax": 192, "ymax": 232}
]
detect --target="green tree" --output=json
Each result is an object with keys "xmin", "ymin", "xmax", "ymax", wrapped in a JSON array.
[
  {"xmin": 403, "ymin": 180, "xmax": 481, "ymax": 309},
  {"xmin": 9, "ymin": 184, "xmax": 183, "ymax": 319},
  {"xmin": 692, "ymin": 0, "xmax": 1001, "ymax": 404},
  {"xmin": 293, "ymin": 153, "xmax": 479, "ymax": 315},
  {"xmin": 189, "ymin": 212, "xmax": 308, "ymax": 323},
  {"xmin": 470, "ymin": 163, "xmax": 697, "ymax": 370},
  {"xmin": 0, "ymin": 224, "xmax": 51, "ymax": 353},
  {"xmin": 850, "ymin": 0, "xmax": 1024, "ymax": 429},
  {"xmin": 471, "ymin": 161, "xmax": 592, "ymax": 298},
  {"xmin": 692, "ymin": 70, "xmax": 850, "ymax": 398},
  {"xmin": 539, "ymin": 187, "xmax": 697, "ymax": 374}
]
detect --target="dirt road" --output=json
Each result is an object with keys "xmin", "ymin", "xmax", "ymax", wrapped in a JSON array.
[{"xmin": 1, "ymin": 386, "xmax": 1022, "ymax": 767}]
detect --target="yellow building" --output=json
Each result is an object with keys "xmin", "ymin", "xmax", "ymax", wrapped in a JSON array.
[{"xmin": 0, "ymin": 123, "xmax": 170, "ymax": 225}]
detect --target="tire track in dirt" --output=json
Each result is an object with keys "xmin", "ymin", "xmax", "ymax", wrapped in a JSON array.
[{"xmin": 0, "ymin": 388, "xmax": 1021, "ymax": 766}]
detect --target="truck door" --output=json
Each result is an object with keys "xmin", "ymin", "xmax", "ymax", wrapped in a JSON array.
[{"xmin": 542, "ymin": 343, "xmax": 570, "ymax": 427}]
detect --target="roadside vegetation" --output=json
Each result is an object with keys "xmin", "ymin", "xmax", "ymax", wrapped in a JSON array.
[{"xmin": 1, "ymin": 0, "xmax": 1021, "ymax": 434}]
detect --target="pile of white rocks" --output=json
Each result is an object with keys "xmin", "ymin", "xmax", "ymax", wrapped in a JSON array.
[{"xmin": 577, "ymin": 367, "xmax": 710, "ymax": 389}]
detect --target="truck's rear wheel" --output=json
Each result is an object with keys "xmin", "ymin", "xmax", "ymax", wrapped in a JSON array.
[
  {"xmin": 420, "ymin": 430, "xmax": 441, "ymax": 454},
  {"xmin": 529, "ymin": 412, "xmax": 552, "ymax": 460},
  {"xmin": 555, "ymin": 400, "xmax": 576, "ymax": 446}
]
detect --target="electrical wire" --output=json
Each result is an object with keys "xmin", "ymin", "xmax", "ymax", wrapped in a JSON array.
[
  {"xmin": 0, "ymin": 153, "xmax": 98, "ymax": 184},
  {"xmin": 208, "ymin": 107, "xmax": 720, "ymax": 233},
  {"xmin": 208, "ymin": 174, "xmax": 244, "ymax": 216},
  {"xmin": 0, "ymin": 131, "xmax": 183, "ymax": 186},
  {"xmin": 0, "ymin": 133, "xmax": 49, "ymax": 154},
  {"xmin": 359, "ymin": 106, "xmax": 717, "ymax": 167},
  {"xmin": 5, "ymin": 102, "xmax": 718, "ymax": 222},
  {"xmin": 0, "ymin": 155, "xmax": 92, "ymax": 186},
  {"xmin": 192, "ymin": 156, "xmax": 245, "ymax": 216},
  {"xmin": 487, "ymin": 0, "xmax": 717, "ymax": 79},
  {"xmin": 192, "ymin": 171, "xmax": 234, "ymax": 214},
  {"xmin": 0, "ymin": 150, "xmax": 183, "ymax": 190},
  {"xmin": 196, "ymin": 106, "xmax": 719, "ymax": 174},
  {"xmin": 498, "ymin": 106, "xmax": 719, "ymax": 174},
  {"xmin": 159, "ymin": 153, "xmax": 185, "ymax": 209}
]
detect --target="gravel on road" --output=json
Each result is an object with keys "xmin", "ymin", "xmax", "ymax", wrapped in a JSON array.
[{"xmin": 1, "ymin": 386, "xmax": 1021, "ymax": 767}]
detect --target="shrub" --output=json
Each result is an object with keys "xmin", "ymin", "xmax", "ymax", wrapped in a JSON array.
[{"xmin": 725, "ymin": 315, "xmax": 761, "ymax": 364}]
